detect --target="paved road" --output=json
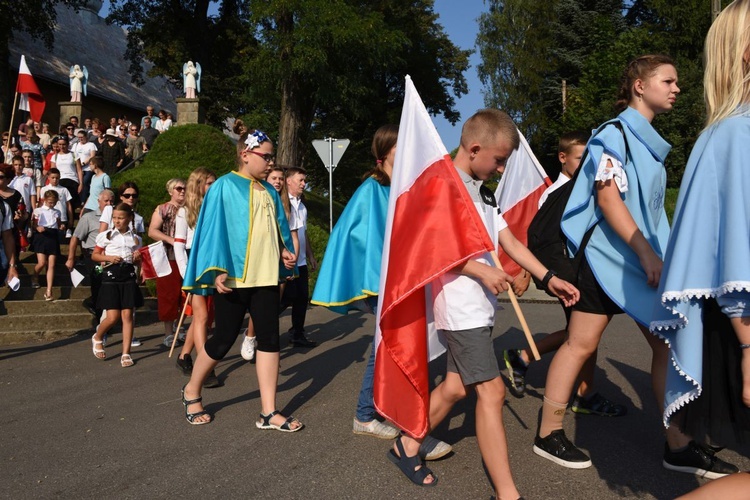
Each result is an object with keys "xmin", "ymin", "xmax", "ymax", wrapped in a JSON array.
[{"xmin": 2, "ymin": 301, "xmax": 748, "ymax": 499}]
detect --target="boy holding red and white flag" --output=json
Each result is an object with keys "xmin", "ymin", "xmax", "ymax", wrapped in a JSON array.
[{"xmin": 375, "ymin": 78, "xmax": 579, "ymax": 496}]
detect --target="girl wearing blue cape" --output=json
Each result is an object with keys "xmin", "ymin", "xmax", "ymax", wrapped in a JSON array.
[
  {"xmin": 179, "ymin": 130, "xmax": 302, "ymax": 431},
  {"xmin": 534, "ymin": 55, "xmax": 737, "ymax": 478},
  {"xmin": 651, "ymin": 0, "xmax": 750, "ymax": 451},
  {"xmin": 311, "ymin": 125, "xmax": 451, "ymax": 459}
]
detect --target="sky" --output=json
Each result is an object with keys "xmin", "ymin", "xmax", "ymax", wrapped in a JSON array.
[{"xmin": 99, "ymin": 0, "xmax": 488, "ymax": 149}]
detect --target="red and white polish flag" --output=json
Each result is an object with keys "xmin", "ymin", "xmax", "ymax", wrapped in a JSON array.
[
  {"xmin": 494, "ymin": 131, "xmax": 550, "ymax": 277},
  {"xmin": 372, "ymin": 76, "xmax": 496, "ymax": 439},
  {"xmin": 16, "ymin": 56, "xmax": 45, "ymax": 123},
  {"xmin": 139, "ymin": 242, "xmax": 172, "ymax": 280}
]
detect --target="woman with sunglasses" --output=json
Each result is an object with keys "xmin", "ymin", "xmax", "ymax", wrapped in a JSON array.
[{"xmin": 148, "ymin": 178, "xmax": 187, "ymax": 346}]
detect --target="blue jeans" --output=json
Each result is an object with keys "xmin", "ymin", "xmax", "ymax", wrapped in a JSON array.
[{"xmin": 355, "ymin": 296, "xmax": 379, "ymax": 422}]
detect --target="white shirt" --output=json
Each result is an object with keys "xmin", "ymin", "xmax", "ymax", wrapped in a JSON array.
[
  {"xmin": 52, "ymin": 152, "xmax": 78, "ymax": 182},
  {"xmin": 431, "ymin": 169, "xmax": 509, "ymax": 331},
  {"xmin": 595, "ymin": 153, "xmax": 628, "ymax": 193},
  {"xmin": 9, "ymin": 174, "xmax": 33, "ymax": 210},
  {"xmin": 95, "ymin": 228, "xmax": 141, "ymax": 263},
  {"xmin": 173, "ymin": 206, "xmax": 195, "ymax": 278},
  {"xmin": 538, "ymin": 174, "xmax": 571, "ymax": 208},
  {"xmin": 155, "ymin": 119, "xmax": 172, "ymax": 132},
  {"xmin": 72, "ymin": 142, "xmax": 98, "ymax": 171},
  {"xmin": 33, "ymin": 205, "xmax": 61, "ymax": 229},
  {"xmin": 99, "ymin": 205, "xmax": 145, "ymax": 235},
  {"xmin": 289, "ymin": 195, "xmax": 307, "ymax": 265},
  {"xmin": 40, "ymin": 185, "xmax": 72, "ymax": 222}
]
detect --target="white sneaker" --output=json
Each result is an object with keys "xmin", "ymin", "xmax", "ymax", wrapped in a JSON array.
[
  {"xmin": 130, "ymin": 337, "xmax": 142, "ymax": 347},
  {"xmin": 65, "ymin": 229, "xmax": 72, "ymax": 238},
  {"xmin": 241, "ymin": 335, "xmax": 257, "ymax": 361}
]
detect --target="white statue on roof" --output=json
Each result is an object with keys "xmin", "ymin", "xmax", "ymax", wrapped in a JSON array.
[
  {"xmin": 69, "ymin": 64, "xmax": 88, "ymax": 102},
  {"xmin": 183, "ymin": 61, "xmax": 201, "ymax": 99}
]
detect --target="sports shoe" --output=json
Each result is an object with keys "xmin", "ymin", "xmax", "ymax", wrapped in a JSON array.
[
  {"xmin": 503, "ymin": 349, "xmax": 528, "ymax": 397},
  {"xmin": 663, "ymin": 441, "xmax": 739, "ymax": 479},
  {"xmin": 571, "ymin": 392, "xmax": 627, "ymax": 417},
  {"xmin": 533, "ymin": 430, "xmax": 592, "ymax": 469},
  {"xmin": 420, "ymin": 435, "xmax": 453, "ymax": 461},
  {"xmin": 241, "ymin": 335, "xmax": 258, "ymax": 361},
  {"xmin": 352, "ymin": 418, "xmax": 400, "ymax": 439},
  {"xmin": 130, "ymin": 337, "xmax": 142, "ymax": 347},
  {"xmin": 203, "ymin": 369, "xmax": 221, "ymax": 388},
  {"xmin": 290, "ymin": 335, "xmax": 317, "ymax": 348},
  {"xmin": 163, "ymin": 334, "xmax": 183, "ymax": 348},
  {"xmin": 65, "ymin": 229, "xmax": 72, "ymax": 239}
]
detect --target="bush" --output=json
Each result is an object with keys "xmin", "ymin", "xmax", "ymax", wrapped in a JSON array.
[{"xmin": 113, "ymin": 124, "xmax": 236, "ymax": 228}]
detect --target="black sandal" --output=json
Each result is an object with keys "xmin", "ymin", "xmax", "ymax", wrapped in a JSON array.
[
  {"xmin": 387, "ymin": 436, "xmax": 438, "ymax": 487},
  {"xmin": 181, "ymin": 385, "xmax": 212, "ymax": 425},
  {"xmin": 255, "ymin": 410, "xmax": 304, "ymax": 432}
]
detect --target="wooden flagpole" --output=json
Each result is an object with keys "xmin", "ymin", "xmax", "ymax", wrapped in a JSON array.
[
  {"xmin": 490, "ymin": 251, "xmax": 541, "ymax": 361},
  {"xmin": 5, "ymin": 92, "xmax": 19, "ymax": 152},
  {"xmin": 169, "ymin": 293, "xmax": 192, "ymax": 358}
]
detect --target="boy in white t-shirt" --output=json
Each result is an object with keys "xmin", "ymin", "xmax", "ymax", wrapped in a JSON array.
[
  {"xmin": 392, "ymin": 110, "xmax": 579, "ymax": 499},
  {"xmin": 40, "ymin": 168, "xmax": 73, "ymax": 233}
]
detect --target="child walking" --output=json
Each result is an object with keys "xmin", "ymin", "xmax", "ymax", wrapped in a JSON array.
[
  {"xmin": 30, "ymin": 190, "xmax": 61, "ymax": 301},
  {"xmin": 181, "ymin": 129, "xmax": 299, "ymax": 427},
  {"xmin": 90, "ymin": 203, "xmax": 143, "ymax": 367}
]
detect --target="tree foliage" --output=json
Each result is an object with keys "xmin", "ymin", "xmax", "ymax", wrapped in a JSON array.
[
  {"xmin": 107, "ymin": 0, "xmax": 470, "ymax": 202},
  {"xmin": 0, "ymin": 0, "xmax": 87, "ymax": 132},
  {"xmin": 477, "ymin": 0, "xmax": 730, "ymax": 185}
]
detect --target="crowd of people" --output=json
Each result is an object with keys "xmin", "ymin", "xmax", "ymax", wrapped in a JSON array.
[{"xmin": 3, "ymin": 2, "xmax": 750, "ymax": 498}]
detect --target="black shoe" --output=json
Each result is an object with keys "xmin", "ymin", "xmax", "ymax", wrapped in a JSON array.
[
  {"xmin": 290, "ymin": 336, "xmax": 317, "ymax": 348},
  {"xmin": 83, "ymin": 299, "xmax": 97, "ymax": 316},
  {"xmin": 533, "ymin": 430, "xmax": 592, "ymax": 469},
  {"xmin": 176, "ymin": 354, "xmax": 193, "ymax": 376},
  {"xmin": 503, "ymin": 349, "xmax": 528, "ymax": 397},
  {"xmin": 571, "ymin": 392, "xmax": 627, "ymax": 417},
  {"xmin": 663, "ymin": 441, "xmax": 739, "ymax": 479},
  {"xmin": 203, "ymin": 370, "xmax": 221, "ymax": 388}
]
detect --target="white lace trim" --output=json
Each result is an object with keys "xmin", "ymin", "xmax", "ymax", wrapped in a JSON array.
[
  {"xmin": 660, "ymin": 281, "xmax": 750, "ymax": 303},
  {"xmin": 595, "ymin": 153, "xmax": 628, "ymax": 193}
]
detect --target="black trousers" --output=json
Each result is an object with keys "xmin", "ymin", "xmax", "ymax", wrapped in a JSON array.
[
  {"xmin": 281, "ymin": 265, "xmax": 309, "ymax": 336},
  {"xmin": 205, "ymin": 286, "xmax": 280, "ymax": 358}
]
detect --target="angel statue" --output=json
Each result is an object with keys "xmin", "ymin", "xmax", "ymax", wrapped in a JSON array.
[
  {"xmin": 69, "ymin": 64, "xmax": 88, "ymax": 102},
  {"xmin": 182, "ymin": 61, "xmax": 201, "ymax": 99}
]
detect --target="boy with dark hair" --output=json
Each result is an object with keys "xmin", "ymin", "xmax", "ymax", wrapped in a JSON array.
[{"xmin": 390, "ymin": 109, "xmax": 579, "ymax": 498}]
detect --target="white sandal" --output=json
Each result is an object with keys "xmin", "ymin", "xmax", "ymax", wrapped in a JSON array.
[
  {"xmin": 120, "ymin": 354, "xmax": 134, "ymax": 368},
  {"xmin": 91, "ymin": 335, "xmax": 105, "ymax": 360}
]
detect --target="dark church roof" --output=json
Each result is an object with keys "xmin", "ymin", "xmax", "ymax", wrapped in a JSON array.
[{"xmin": 9, "ymin": 1, "xmax": 175, "ymax": 111}]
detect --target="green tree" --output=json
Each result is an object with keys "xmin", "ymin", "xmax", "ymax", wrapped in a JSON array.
[
  {"xmin": 107, "ymin": 0, "xmax": 470, "ymax": 202},
  {"xmin": 0, "ymin": 0, "xmax": 87, "ymax": 131}
]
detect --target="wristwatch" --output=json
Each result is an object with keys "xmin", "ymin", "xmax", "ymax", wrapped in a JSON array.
[{"xmin": 541, "ymin": 270, "xmax": 557, "ymax": 290}]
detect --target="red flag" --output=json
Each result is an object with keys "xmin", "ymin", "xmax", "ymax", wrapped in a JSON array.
[
  {"xmin": 494, "ymin": 131, "xmax": 551, "ymax": 276},
  {"xmin": 16, "ymin": 56, "xmax": 46, "ymax": 122},
  {"xmin": 139, "ymin": 242, "xmax": 172, "ymax": 280},
  {"xmin": 373, "ymin": 77, "xmax": 496, "ymax": 438}
]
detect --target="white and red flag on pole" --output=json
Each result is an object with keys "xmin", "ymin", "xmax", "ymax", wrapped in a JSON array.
[
  {"xmin": 16, "ymin": 56, "xmax": 46, "ymax": 122},
  {"xmin": 372, "ymin": 76, "xmax": 496, "ymax": 438},
  {"xmin": 493, "ymin": 131, "xmax": 550, "ymax": 276},
  {"xmin": 139, "ymin": 242, "xmax": 172, "ymax": 280}
]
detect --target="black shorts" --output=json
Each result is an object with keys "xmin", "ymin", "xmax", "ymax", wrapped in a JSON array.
[{"xmin": 572, "ymin": 256, "xmax": 623, "ymax": 316}]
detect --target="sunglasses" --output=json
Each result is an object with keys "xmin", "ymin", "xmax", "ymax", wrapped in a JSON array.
[
  {"xmin": 247, "ymin": 150, "xmax": 275, "ymax": 163},
  {"xmin": 66, "ymin": 127, "xmax": 74, "ymax": 130},
  {"xmin": 121, "ymin": 193, "xmax": 138, "ymax": 199},
  {"xmin": 173, "ymin": 186, "xmax": 186, "ymax": 192}
]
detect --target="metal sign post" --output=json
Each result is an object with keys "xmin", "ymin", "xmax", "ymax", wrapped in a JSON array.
[{"xmin": 312, "ymin": 137, "xmax": 350, "ymax": 231}]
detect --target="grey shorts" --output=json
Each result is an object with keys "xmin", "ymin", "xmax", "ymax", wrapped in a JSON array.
[{"xmin": 443, "ymin": 326, "xmax": 499, "ymax": 385}]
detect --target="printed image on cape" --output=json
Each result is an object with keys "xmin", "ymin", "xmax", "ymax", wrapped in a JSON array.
[
  {"xmin": 651, "ymin": 112, "xmax": 750, "ymax": 426},
  {"xmin": 311, "ymin": 176, "xmax": 389, "ymax": 314},
  {"xmin": 562, "ymin": 106, "xmax": 671, "ymax": 326},
  {"xmin": 182, "ymin": 171, "xmax": 295, "ymax": 294}
]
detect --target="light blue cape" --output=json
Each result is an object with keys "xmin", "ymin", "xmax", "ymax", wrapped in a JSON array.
[
  {"xmin": 311, "ymin": 177, "xmax": 389, "ymax": 314},
  {"xmin": 651, "ymin": 111, "xmax": 750, "ymax": 425},
  {"xmin": 562, "ymin": 106, "xmax": 671, "ymax": 326},
  {"xmin": 182, "ymin": 171, "xmax": 294, "ymax": 294}
]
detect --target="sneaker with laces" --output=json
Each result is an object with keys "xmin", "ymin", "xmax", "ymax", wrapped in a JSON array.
[
  {"xmin": 571, "ymin": 392, "xmax": 627, "ymax": 417},
  {"xmin": 663, "ymin": 441, "xmax": 739, "ymax": 479},
  {"xmin": 533, "ymin": 430, "xmax": 592, "ymax": 469},
  {"xmin": 352, "ymin": 418, "xmax": 400, "ymax": 439},
  {"xmin": 503, "ymin": 349, "xmax": 528, "ymax": 397},
  {"xmin": 419, "ymin": 435, "xmax": 453, "ymax": 461},
  {"xmin": 65, "ymin": 229, "xmax": 73, "ymax": 239},
  {"xmin": 241, "ymin": 335, "xmax": 258, "ymax": 361},
  {"xmin": 130, "ymin": 337, "xmax": 142, "ymax": 347}
]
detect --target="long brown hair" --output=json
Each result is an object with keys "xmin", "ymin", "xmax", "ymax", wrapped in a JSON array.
[
  {"xmin": 366, "ymin": 124, "xmax": 398, "ymax": 186},
  {"xmin": 185, "ymin": 167, "xmax": 216, "ymax": 228}
]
